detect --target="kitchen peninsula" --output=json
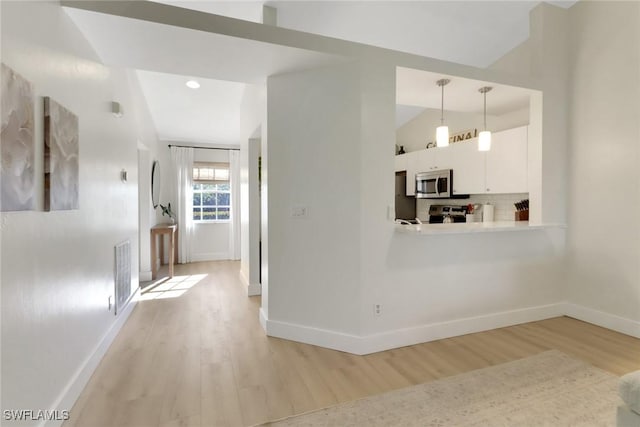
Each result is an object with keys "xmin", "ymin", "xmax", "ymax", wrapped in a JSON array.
[{"xmin": 394, "ymin": 221, "xmax": 564, "ymax": 235}]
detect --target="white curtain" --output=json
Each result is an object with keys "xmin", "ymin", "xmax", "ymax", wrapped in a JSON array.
[
  {"xmin": 229, "ymin": 149, "xmax": 241, "ymax": 260},
  {"xmin": 170, "ymin": 146, "xmax": 194, "ymax": 264}
]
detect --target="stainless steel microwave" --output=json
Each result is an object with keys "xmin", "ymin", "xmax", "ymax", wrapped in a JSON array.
[{"xmin": 415, "ymin": 169, "xmax": 452, "ymax": 199}]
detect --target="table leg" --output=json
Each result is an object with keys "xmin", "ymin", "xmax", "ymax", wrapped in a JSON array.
[
  {"xmin": 151, "ymin": 232, "xmax": 157, "ymax": 280},
  {"xmin": 159, "ymin": 233, "xmax": 165, "ymax": 266},
  {"xmin": 169, "ymin": 230, "xmax": 174, "ymax": 278},
  {"xmin": 174, "ymin": 227, "xmax": 179, "ymax": 264}
]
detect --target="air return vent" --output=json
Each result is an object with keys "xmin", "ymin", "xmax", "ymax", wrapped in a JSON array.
[{"xmin": 114, "ymin": 240, "xmax": 133, "ymax": 315}]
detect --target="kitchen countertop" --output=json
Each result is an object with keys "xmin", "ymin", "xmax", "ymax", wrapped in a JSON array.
[{"xmin": 394, "ymin": 221, "xmax": 566, "ymax": 235}]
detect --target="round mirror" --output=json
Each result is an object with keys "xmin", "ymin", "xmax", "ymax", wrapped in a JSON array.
[{"xmin": 151, "ymin": 160, "xmax": 160, "ymax": 209}]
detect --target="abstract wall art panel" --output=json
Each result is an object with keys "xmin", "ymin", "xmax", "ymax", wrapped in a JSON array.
[
  {"xmin": 1, "ymin": 63, "xmax": 35, "ymax": 211},
  {"xmin": 44, "ymin": 97, "xmax": 79, "ymax": 211}
]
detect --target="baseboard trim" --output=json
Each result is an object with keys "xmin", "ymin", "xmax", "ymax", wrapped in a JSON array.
[
  {"xmin": 239, "ymin": 270, "xmax": 261, "ymax": 296},
  {"xmin": 44, "ymin": 287, "xmax": 140, "ymax": 427},
  {"xmin": 359, "ymin": 303, "xmax": 564, "ymax": 355},
  {"xmin": 563, "ymin": 303, "xmax": 640, "ymax": 339},
  {"xmin": 259, "ymin": 307, "xmax": 268, "ymax": 332},
  {"xmin": 139, "ymin": 270, "xmax": 152, "ymax": 282},
  {"xmin": 192, "ymin": 252, "xmax": 229, "ymax": 262},
  {"xmin": 265, "ymin": 318, "xmax": 363, "ymax": 354},
  {"xmin": 264, "ymin": 303, "xmax": 565, "ymax": 355},
  {"xmin": 248, "ymin": 283, "xmax": 262, "ymax": 296}
]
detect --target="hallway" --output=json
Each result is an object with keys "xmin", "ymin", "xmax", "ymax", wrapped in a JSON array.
[{"xmin": 65, "ymin": 261, "xmax": 640, "ymax": 427}]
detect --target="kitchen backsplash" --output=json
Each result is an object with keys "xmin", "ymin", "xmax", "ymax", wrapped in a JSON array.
[{"xmin": 416, "ymin": 193, "xmax": 529, "ymax": 222}]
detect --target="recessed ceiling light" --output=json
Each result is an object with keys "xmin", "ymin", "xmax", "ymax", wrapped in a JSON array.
[{"xmin": 186, "ymin": 80, "xmax": 200, "ymax": 89}]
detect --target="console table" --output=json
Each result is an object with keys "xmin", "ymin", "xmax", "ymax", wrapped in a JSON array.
[{"xmin": 151, "ymin": 223, "xmax": 178, "ymax": 280}]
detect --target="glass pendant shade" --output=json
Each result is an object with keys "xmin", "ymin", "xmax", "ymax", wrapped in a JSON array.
[
  {"xmin": 478, "ymin": 130, "xmax": 492, "ymax": 151},
  {"xmin": 435, "ymin": 79, "xmax": 451, "ymax": 148},
  {"xmin": 436, "ymin": 126, "xmax": 449, "ymax": 147}
]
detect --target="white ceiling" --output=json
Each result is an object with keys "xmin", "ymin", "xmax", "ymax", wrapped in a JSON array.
[
  {"xmin": 152, "ymin": 0, "xmax": 577, "ymax": 68},
  {"xmin": 67, "ymin": 1, "xmax": 575, "ymax": 144},
  {"xmin": 396, "ymin": 67, "xmax": 535, "ymax": 115},
  {"xmin": 64, "ymin": 7, "xmax": 345, "ymax": 85},
  {"xmin": 135, "ymin": 70, "xmax": 247, "ymax": 145}
]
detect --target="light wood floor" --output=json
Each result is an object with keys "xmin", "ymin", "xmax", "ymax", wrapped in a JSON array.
[{"xmin": 65, "ymin": 261, "xmax": 640, "ymax": 427}]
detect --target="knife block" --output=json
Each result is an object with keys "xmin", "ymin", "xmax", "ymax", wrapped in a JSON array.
[{"xmin": 515, "ymin": 210, "xmax": 529, "ymax": 221}]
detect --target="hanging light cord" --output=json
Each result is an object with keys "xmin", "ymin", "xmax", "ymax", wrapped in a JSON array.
[
  {"xmin": 483, "ymin": 90, "xmax": 487, "ymax": 130},
  {"xmin": 440, "ymin": 83, "xmax": 445, "ymax": 125}
]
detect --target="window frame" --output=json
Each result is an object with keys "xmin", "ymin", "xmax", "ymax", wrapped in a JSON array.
[{"xmin": 192, "ymin": 162, "xmax": 231, "ymax": 223}]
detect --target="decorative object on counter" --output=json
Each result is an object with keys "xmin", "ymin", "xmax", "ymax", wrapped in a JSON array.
[
  {"xmin": 159, "ymin": 202, "xmax": 175, "ymax": 224},
  {"xmin": 465, "ymin": 203, "xmax": 476, "ymax": 223},
  {"xmin": 44, "ymin": 96, "xmax": 79, "ymax": 211},
  {"xmin": 398, "ymin": 145, "xmax": 405, "ymax": 154},
  {"xmin": 428, "ymin": 129, "xmax": 478, "ymax": 149},
  {"xmin": 436, "ymin": 78, "xmax": 451, "ymax": 147},
  {"xmin": 514, "ymin": 199, "xmax": 529, "ymax": 221},
  {"xmin": 450, "ymin": 128, "xmax": 478, "ymax": 143},
  {"xmin": 478, "ymin": 86, "xmax": 493, "ymax": 151},
  {"xmin": 482, "ymin": 203, "xmax": 494, "ymax": 223},
  {"xmin": 1, "ymin": 63, "xmax": 35, "ymax": 212}
]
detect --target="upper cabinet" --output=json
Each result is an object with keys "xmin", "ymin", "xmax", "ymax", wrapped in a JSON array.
[
  {"xmin": 396, "ymin": 125, "xmax": 528, "ymax": 196},
  {"xmin": 485, "ymin": 126, "xmax": 528, "ymax": 194},
  {"xmin": 447, "ymin": 142, "xmax": 486, "ymax": 195},
  {"xmin": 394, "ymin": 153, "xmax": 408, "ymax": 172},
  {"xmin": 404, "ymin": 151, "xmax": 420, "ymax": 196}
]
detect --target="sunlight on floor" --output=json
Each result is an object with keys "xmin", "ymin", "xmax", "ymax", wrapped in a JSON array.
[{"xmin": 140, "ymin": 274, "xmax": 207, "ymax": 300}]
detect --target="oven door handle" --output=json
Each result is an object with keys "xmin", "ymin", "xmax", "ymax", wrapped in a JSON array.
[{"xmin": 435, "ymin": 177, "xmax": 440, "ymax": 196}]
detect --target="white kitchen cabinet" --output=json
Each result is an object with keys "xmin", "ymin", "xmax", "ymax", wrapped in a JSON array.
[
  {"xmin": 485, "ymin": 126, "xmax": 528, "ymax": 194},
  {"xmin": 418, "ymin": 147, "xmax": 457, "ymax": 172},
  {"xmin": 394, "ymin": 153, "xmax": 408, "ymax": 172},
  {"xmin": 404, "ymin": 151, "xmax": 420, "ymax": 196},
  {"xmin": 447, "ymin": 140, "xmax": 486, "ymax": 195},
  {"xmin": 396, "ymin": 125, "xmax": 528, "ymax": 197}
]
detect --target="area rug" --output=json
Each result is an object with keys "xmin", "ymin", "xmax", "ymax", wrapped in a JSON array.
[{"xmin": 262, "ymin": 350, "xmax": 621, "ymax": 426}]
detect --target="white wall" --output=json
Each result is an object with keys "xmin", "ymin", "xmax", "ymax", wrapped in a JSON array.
[
  {"xmin": 357, "ymin": 62, "xmax": 564, "ymax": 348},
  {"xmin": 396, "ymin": 107, "xmax": 529, "ymax": 153},
  {"xmin": 0, "ymin": 1, "xmax": 155, "ymax": 423},
  {"xmin": 129, "ymin": 70, "xmax": 161, "ymax": 281},
  {"xmin": 266, "ymin": 62, "xmax": 363, "ymax": 334},
  {"xmin": 565, "ymin": 1, "xmax": 640, "ymax": 332},
  {"xmin": 263, "ymin": 58, "xmax": 565, "ymax": 354},
  {"xmin": 239, "ymin": 83, "xmax": 265, "ymax": 295}
]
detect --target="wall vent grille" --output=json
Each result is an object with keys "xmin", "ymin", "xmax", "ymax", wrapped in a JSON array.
[{"xmin": 114, "ymin": 240, "xmax": 133, "ymax": 315}]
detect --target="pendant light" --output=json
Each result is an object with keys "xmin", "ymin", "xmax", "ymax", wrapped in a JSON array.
[
  {"xmin": 436, "ymin": 79, "xmax": 451, "ymax": 147},
  {"xmin": 478, "ymin": 86, "xmax": 493, "ymax": 151}
]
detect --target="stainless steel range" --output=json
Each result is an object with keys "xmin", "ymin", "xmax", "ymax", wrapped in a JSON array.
[{"xmin": 428, "ymin": 205, "xmax": 468, "ymax": 224}]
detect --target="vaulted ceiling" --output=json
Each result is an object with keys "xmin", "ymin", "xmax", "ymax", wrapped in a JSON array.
[{"xmin": 66, "ymin": 1, "xmax": 577, "ymax": 144}]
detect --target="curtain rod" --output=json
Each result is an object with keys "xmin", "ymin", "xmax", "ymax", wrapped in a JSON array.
[{"xmin": 168, "ymin": 144, "xmax": 240, "ymax": 151}]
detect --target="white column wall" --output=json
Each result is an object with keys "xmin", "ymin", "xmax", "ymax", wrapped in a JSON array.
[
  {"xmin": 565, "ymin": 1, "xmax": 640, "ymax": 332},
  {"xmin": 265, "ymin": 63, "xmax": 363, "ymax": 335}
]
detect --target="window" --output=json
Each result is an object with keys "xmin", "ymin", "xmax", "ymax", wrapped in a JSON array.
[{"xmin": 192, "ymin": 163, "xmax": 230, "ymax": 221}]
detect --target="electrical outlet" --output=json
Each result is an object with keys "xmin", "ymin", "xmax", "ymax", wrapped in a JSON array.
[
  {"xmin": 374, "ymin": 303, "xmax": 382, "ymax": 316},
  {"xmin": 291, "ymin": 206, "xmax": 308, "ymax": 218}
]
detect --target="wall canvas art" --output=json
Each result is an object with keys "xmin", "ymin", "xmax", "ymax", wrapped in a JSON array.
[
  {"xmin": 1, "ymin": 63, "xmax": 35, "ymax": 211},
  {"xmin": 44, "ymin": 97, "xmax": 79, "ymax": 210}
]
